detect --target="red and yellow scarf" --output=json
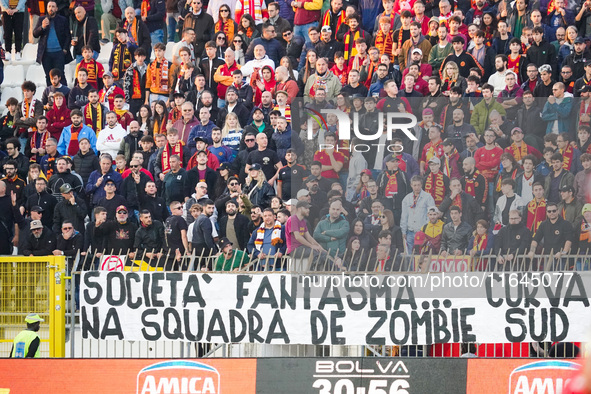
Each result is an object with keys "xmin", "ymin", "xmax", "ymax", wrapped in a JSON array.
[
  {"xmin": 375, "ymin": 29, "xmax": 394, "ymax": 62},
  {"xmin": 344, "ymin": 29, "xmax": 366, "ymax": 62},
  {"xmin": 384, "ymin": 171, "xmax": 399, "ymax": 198},
  {"xmin": 509, "ymin": 142, "xmax": 528, "ymax": 163},
  {"xmin": 322, "ymin": 9, "xmax": 346, "ymax": 35},
  {"xmin": 425, "ymin": 171, "xmax": 446, "ymax": 206},
  {"xmin": 84, "ymin": 103, "xmax": 104, "ymax": 134},
  {"xmin": 111, "ymin": 43, "xmax": 133, "ymax": 80},
  {"xmin": 131, "ymin": 67, "xmax": 143, "ymax": 99},
  {"xmin": 527, "ymin": 198, "xmax": 546, "ymax": 234},
  {"xmin": 443, "ymin": 148, "xmax": 458, "ymax": 177},
  {"xmin": 148, "ymin": 59, "xmax": 169, "ymax": 94},
  {"xmin": 464, "ymin": 170, "xmax": 484, "ymax": 201},
  {"xmin": 216, "ymin": 19, "xmax": 235, "ymax": 42},
  {"xmin": 496, "ymin": 167, "xmax": 518, "ymax": 192},
  {"xmin": 141, "ymin": 0, "xmax": 150, "ymax": 18},
  {"xmin": 161, "ymin": 142, "xmax": 183, "ymax": 174},
  {"xmin": 30, "ymin": 131, "xmax": 49, "ymax": 162},
  {"xmin": 561, "ymin": 144, "xmax": 574, "ymax": 171},
  {"xmin": 472, "ymin": 233, "xmax": 489, "ymax": 252}
]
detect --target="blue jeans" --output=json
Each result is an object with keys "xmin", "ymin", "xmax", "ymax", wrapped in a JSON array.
[
  {"xmin": 167, "ymin": 13, "xmax": 178, "ymax": 42},
  {"xmin": 405, "ymin": 231, "xmax": 415, "ymax": 255},
  {"xmin": 42, "ymin": 50, "xmax": 66, "ymax": 85},
  {"xmin": 150, "ymin": 29, "xmax": 164, "ymax": 45},
  {"xmin": 294, "ymin": 22, "xmax": 318, "ymax": 44},
  {"xmin": 217, "ymin": 98, "xmax": 226, "ymax": 109}
]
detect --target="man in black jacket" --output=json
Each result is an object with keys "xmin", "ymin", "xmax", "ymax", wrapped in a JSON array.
[
  {"xmin": 96, "ymin": 179, "xmax": 128, "ymax": 220},
  {"xmin": 233, "ymin": 131, "xmax": 257, "ymax": 183},
  {"xmin": 33, "ymin": 1, "xmax": 72, "ymax": 85},
  {"xmin": 494, "ymin": 209, "xmax": 533, "ymax": 270},
  {"xmin": 139, "ymin": 181, "xmax": 170, "ymax": 222},
  {"xmin": 72, "ymin": 7, "xmax": 100, "ymax": 60},
  {"xmin": 217, "ymin": 87, "xmax": 250, "ymax": 128},
  {"xmin": 120, "ymin": 7, "xmax": 152, "ymax": 55},
  {"xmin": 180, "ymin": 0, "xmax": 214, "ymax": 58},
  {"xmin": 25, "ymin": 181, "xmax": 57, "ymax": 229},
  {"xmin": 526, "ymin": 26, "xmax": 557, "ymax": 79},
  {"xmin": 134, "ymin": 209, "xmax": 166, "ymax": 267},
  {"xmin": 53, "ymin": 184, "xmax": 87, "ymax": 235},
  {"xmin": 53, "ymin": 221, "xmax": 84, "ymax": 270},
  {"xmin": 142, "ymin": 0, "xmax": 166, "ymax": 44},
  {"xmin": 21, "ymin": 220, "xmax": 56, "ymax": 256},
  {"xmin": 218, "ymin": 199, "xmax": 250, "ymax": 251},
  {"xmin": 120, "ymin": 159, "xmax": 151, "ymax": 215},
  {"xmin": 315, "ymin": 26, "xmax": 342, "ymax": 68},
  {"xmin": 98, "ymin": 206, "xmax": 137, "ymax": 257}
]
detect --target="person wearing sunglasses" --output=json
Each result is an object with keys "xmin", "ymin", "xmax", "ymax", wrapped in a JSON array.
[
  {"xmin": 53, "ymin": 220, "xmax": 83, "ymax": 264},
  {"xmin": 214, "ymin": 6, "xmax": 238, "ymax": 42},
  {"xmin": 179, "ymin": 0, "xmax": 214, "ymax": 58},
  {"xmin": 527, "ymin": 202, "xmax": 574, "ymax": 269}
]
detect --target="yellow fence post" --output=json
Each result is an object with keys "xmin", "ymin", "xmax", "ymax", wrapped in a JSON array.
[{"xmin": 0, "ymin": 256, "xmax": 66, "ymax": 358}]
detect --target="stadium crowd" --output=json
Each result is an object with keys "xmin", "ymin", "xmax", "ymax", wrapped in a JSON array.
[{"xmin": 0, "ymin": 0, "xmax": 589, "ymax": 271}]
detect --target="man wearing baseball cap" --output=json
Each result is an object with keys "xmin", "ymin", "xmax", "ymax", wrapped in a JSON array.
[
  {"xmin": 10, "ymin": 313, "xmax": 44, "ymax": 358},
  {"xmin": 558, "ymin": 185, "xmax": 582, "ymax": 225},
  {"xmin": 214, "ymin": 237, "xmax": 249, "ymax": 271}
]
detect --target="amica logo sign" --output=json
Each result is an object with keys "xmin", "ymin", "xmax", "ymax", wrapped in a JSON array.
[
  {"xmin": 137, "ymin": 360, "xmax": 220, "ymax": 394},
  {"xmin": 306, "ymin": 109, "xmax": 418, "ymax": 141}
]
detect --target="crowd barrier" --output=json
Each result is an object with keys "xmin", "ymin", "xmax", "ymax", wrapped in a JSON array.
[
  {"xmin": 59, "ymin": 249, "xmax": 591, "ymax": 359},
  {"xmin": 0, "ymin": 357, "xmax": 583, "ymax": 394},
  {"xmin": 0, "ymin": 256, "xmax": 66, "ymax": 358}
]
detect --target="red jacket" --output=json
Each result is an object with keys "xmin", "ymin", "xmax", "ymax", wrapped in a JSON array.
[{"xmin": 46, "ymin": 104, "xmax": 71, "ymax": 139}]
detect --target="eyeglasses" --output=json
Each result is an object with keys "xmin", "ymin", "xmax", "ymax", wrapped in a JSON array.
[
  {"xmin": 245, "ymin": 139, "xmax": 255, "ymax": 142},
  {"xmin": 220, "ymin": 9, "xmax": 229, "ymax": 12},
  {"xmin": 283, "ymin": 32, "xmax": 292, "ymax": 37},
  {"xmin": 62, "ymin": 227, "xmax": 73, "ymax": 230},
  {"xmin": 229, "ymin": 182, "xmax": 238, "ymax": 186},
  {"xmin": 172, "ymin": 206, "xmax": 182, "ymax": 210},
  {"xmin": 547, "ymin": 209, "xmax": 557, "ymax": 213},
  {"xmin": 117, "ymin": 211, "xmax": 127, "ymax": 214},
  {"xmin": 233, "ymin": 39, "xmax": 242, "ymax": 43},
  {"xmin": 561, "ymin": 70, "xmax": 572, "ymax": 74},
  {"xmin": 217, "ymin": 36, "xmax": 226, "ymax": 40},
  {"xmin": 131, "ymin": 165, "xmax": 140, "ymax": 168}
]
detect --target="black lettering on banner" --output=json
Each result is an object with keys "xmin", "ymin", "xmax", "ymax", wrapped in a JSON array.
[
  {"xmin": 366, "ymin": 311, "xmax": 386, "ymax": 345},
  {"xmin": 143, "ymin": 273, "xmax": 151, "ymax": 307},
  {"xmin": 266, "ymin": 310, "xmax": 290, "ymax": 343},
  {"xmin": 330, "ymin": 311, "xmax": 346, "ymax": 345},
  {"xmin": 248, "ymin": 310, "xmax": 264, "ymax": 342},
  {"xmin": 411, "ymin": 310, "xmax": 432, "ymax": 345},
  {"xmin": 236, "ymin": 275, "xmax": 252, "ymax": 309},
  {"xmin": 432, "ymin": 308, "xmax": 451, "ymax": 343},
  {"xmin": 318, "ymin": 284, "xmax": 343, "ymax": 310},
  {"xmin": 229, "ymin": 310, "xmax": 247, "ymax": 342},
  {"xmin": 310, "ymin": 311, "xmax": 328, "ymax": 345},
  {"xmin": 101, "ymin": 307, "xmax": 123, "ymax": 340},
  {"xmin": 81, "ymin": 306, "xmax": 100, "ymax": 339},
  {"xmin": 505, "ymin": 307, "xmax": 527, "ymax": 342},
  {"xmin": 166, "ymin": 273, "xmax": 182, "ymax": 307},
  {"xmin": 251, "ymin": 277, "xmax": 279, "ymax": 309},
  {"xmin": 369, "ymin": 281, "xmax": 391, "ymax": 311},
  {"xmin": 545, "ymin": 275, "xmax": 563, "ymax": 307},
  {"xmin": 126, "ymin": 272, "xmax": 142, "ymax": 309},
  {"xmin": 106, "ymin": 272, "xmax": 125, "ymax": 306},
  {"xmin": 564, "ymin": 273, "xmax": 590, "ymax": 307},
  {"xmin": 390, "ymin": 311, "xmax": 409, "ymax": 345},
  {"xmin": 280, "ymin": 276, "xmax": 297, "ymax": 310},
  {"xmin": 452, "ymin": 308, "xmax": 460, "ymax": 342},
  {"xmin": 505, "ymin": 281, "xmax": 523, "ymax": 308},
  {"xmin": 551, "ymin": 308, "xmax": 568, "ymax": 341},
  {"xmin": 142, "ymin": 309, "xmax": 161, "ymax": 340},
  {"xmin": 393, "ymin": 279, "xmax": 416, "ymax": 310},
  {"xmin": 460, "ymin": 308, "xmax": 476, "ymax": 342},
  {"xmin": 485, "ymin": 273, "xmax": 502, "ymax": 307},
  {"xmin": 184, "ymin": 309, "xmax": 204, "ymax": 341},
  {"xmin": 83, "ymin": 272, "xmax": 102, "ymax": 305},
  {"xmin": 303, "ymin": 278, "xmax": 311, "ymax": 310},
  {"xmin": 183, "ymin": 275, "xmax": 206, "ymax": 307},
  {"xmin": 151, "ymin": 272, "xmax": 165, "ymax": 307},
  {"xmin": 206, "ymin": 309, "xmax": 229, "ymax": 342},
  {"xmin": 163, "ymin": 307, "xmax": 184, "ymax": 340},
  {"xmin": 344, "ymin": 278, "xmax": 367, "ymax": 311},
  {"xmin": 523, "ymin": 276, "xmax": 540, "ymax": 308},
  {"xmin": 529, "ymin": 308, "xmax": 548, "ymax": 342}
]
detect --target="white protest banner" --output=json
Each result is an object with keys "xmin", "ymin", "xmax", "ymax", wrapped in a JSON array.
[{"xmin": 80, "ymin": 271, "xmax": 591, "ymax": 346}]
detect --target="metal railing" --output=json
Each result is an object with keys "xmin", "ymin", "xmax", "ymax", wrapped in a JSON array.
[{"xmin": 57, "ymin": 247, "xmax": 588, "ymax": 359}]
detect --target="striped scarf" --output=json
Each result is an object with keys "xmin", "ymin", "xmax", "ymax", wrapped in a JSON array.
[
  {"xmin": 322, "ymin": 9, "xmax": 346, "ymax": 36},
  {"xmin": 527, "ymin": 199, "xmax": 546, "ymax": 234},
  {"xmin": 344, "ymin": 29, "xmax": 365, "ymax": 62},
  {"xmin": 374, "ymin": 29, "xmax": 394, "ymax": 62},
  {"xmin": 216, "ymin": 19, "xmax": 236, "ymax": 42},
  {"xmin": 254, "ymin": 221, "xmax": 283, "ymax": 251}
]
